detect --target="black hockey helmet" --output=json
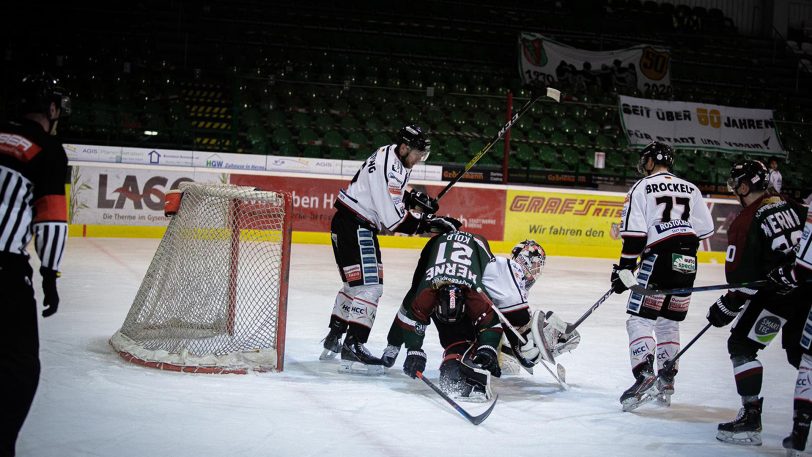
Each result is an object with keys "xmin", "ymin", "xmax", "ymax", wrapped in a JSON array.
[
  {"xmin": 637, "ymin": 141, "xmax": 674, "ymax": 175},
  {"xmin": 727, "ymin": 159, "xmax": 768, "ymax": 193},
  {"xmin": 435, "ymin": 284, "xmax": 466, "ymax": 324},
  {"xmin": 16, "ymin": 74, "xmax": 71, "ymax": 117},
  {"xmin": 396, "ymin": 124, "xmax": 430, "ymax": 161}
]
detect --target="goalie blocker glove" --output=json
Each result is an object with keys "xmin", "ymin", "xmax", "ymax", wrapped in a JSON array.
[
  {"xmin": 404, "ymin": 189, "xmax": 439, "ymax": 215},
  {"xmin": 403, "ymin": 349, "xmax": 427, "ymax": 378},
  {"xmin": 707, "ymin": 295, "xmax": 740, "ymax": 327}
]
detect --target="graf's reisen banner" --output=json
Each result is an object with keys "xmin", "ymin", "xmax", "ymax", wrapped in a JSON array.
[
  {"xmin": 504, "ymin": 189, "xmax": 625, "ymax": 257},
  {"xmin": 620, "ymin": 95, "xmax": 784, "ymax": 154},
  {"xmin": 519, "ymin": 33, "xmax": 671, "ymax": 94}
]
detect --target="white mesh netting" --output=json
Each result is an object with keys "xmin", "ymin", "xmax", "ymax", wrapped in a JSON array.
[{"xmin": 110, "ymin": 182, "xmax": 291, "ymax": 373}]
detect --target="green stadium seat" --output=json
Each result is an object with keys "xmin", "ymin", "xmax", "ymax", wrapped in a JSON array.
[
  {"xmin": 323, "ymin": 130, "xmax": 343, "ymax": 148},
  {"xmin": 298, "ymin": 128, "xmax": 320, "ymax": 145}
]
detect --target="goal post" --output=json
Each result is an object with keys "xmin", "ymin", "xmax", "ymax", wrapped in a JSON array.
[{"xmin": 110, "ymin": 182, "xmax": 293, "ymax": 374}]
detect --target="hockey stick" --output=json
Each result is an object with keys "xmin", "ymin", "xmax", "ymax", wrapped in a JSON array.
[
  {"xmin": 436, "ymin": 87, "xmax": 561, "ymax": 200},
  {"xmin": 416, "ymin": 371, "xmax": 497, "ymax": 425},
  {"xmin": 564, "ymin": 288, "xmax": 614, "ymax": 335},
  {"xmin": 629, "ymin": 279, "xmax": 812, "ymax": 296},
  {"xmin": 661, "ymin": 323, "xmax": 712, "ymax": 373},
  {"xmin": 491, "ymin": 305, "xmax": 569, "ymax": 389}
]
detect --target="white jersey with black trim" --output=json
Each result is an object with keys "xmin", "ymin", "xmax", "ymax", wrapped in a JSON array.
[
  {"xmin": 482, "ymin": 257, "xmax": 528, "ymax": 313},
  {"xmin": 337, "ymin": 145, "xmax": 411, "ymax": 231},
  {"xmin": 796, "ymin": 214, "xmax": 812, "ymax": 274},
  {"xmin": 619, "ymin": 171, "xmax": 714, "ymax": 248}
]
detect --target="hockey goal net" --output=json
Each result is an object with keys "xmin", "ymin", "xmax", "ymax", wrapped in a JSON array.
[{"xmin": 110, "ymin": 182, "xmax": 293, "ymax": 373}]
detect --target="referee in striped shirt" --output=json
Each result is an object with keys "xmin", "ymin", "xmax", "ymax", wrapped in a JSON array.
[{"xmin": 0, "ymin": 75, "xmax": 69, "ymax": 457}]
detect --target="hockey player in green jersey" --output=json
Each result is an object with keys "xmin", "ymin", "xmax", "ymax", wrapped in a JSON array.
[
  {"xmin": 383, "ymin": 230, "xmax": 504, "ymax": 400},
  {"xmin": 705, "ymin": 160, "xmax": 809, "ymax": 447}
]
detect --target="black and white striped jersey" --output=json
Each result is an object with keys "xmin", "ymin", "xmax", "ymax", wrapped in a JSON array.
[{"xmin": 0, "ymin": 119, "xmax": 68, "ymax": 272}]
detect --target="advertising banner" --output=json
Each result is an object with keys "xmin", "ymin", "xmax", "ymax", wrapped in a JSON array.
[
  {"xmin": 504, "ymin": 189, "xmax": 625, "ymax": 255},
  {"xmin": 229, "ymin": 175, "xmax": 507, "ymax": 240},
  {"xmin": 519, "ymin": 33, "xmax": 671, "ymax": 95},
  {"xmin": 69, "ymin": 166, "xmax": 225, "ymax": 226},
  {"xmin": 64, "ymin": 144, "xmax": 123, "ymax": 163},
  {"xmin": 192, "ymin": 151, "xmax": 266, "ymax": 171},
  {"xmin": 620, "ymin": 95, "xmax": 784, "ymax": 154},
  {"xmin": 120, "ymin": 147, "xmax": 195, "ymax": 167},
  {"xmin": 265, "ymin": 155, "xmax": 342, "ymax": 175}
]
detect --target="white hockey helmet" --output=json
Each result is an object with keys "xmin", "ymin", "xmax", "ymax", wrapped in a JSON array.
[{"xmin": 511, "ymin": 240, "xmax": 546, "ymax": 290}]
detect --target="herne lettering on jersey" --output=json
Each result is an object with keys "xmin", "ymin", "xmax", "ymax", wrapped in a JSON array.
[
  {"xmin": 425, "ymin": 262, "xmax": 478, "ymax": 284},
  {"xmin": 645, "ymin": 182, "xmax": 695, "ymax": 194},
  {"xmin": 760, "ymin": 208, "xmax": 802, "ymax": 237}
]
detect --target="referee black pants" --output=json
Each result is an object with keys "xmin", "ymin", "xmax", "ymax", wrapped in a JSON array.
[{"xmin": 0, "ymin": 256, "xmax": 40, "ymax": 457}]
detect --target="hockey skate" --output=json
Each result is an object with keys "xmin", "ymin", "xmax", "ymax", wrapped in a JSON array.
[
  {"xmin": 319, "ymin": 328, "xmax": 343, "ymax": 361},
  {"xmin": 782, "ymin": 411, "xmax": 810, "ymax": 457},
  {"xmin": 620, "ymin": 356, "xmax": 658, "ymax": 412},
  {"xmin": 381, "ymin": 344, "xmax": 400, "ymax": 368},
  {"xmin": 338, "ymin": 336, "xmax": 385, "ymax": 375},
  {"xmin": 716, "ymin": 398, "xmax": 763, "ymax": 446},
  {"xmin": 654, "ymin": 365, "xmax": 677, "ymax": 407}
]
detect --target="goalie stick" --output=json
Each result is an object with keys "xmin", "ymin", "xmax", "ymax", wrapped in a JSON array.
[
  {"xmin": 490, "ymin": 305, "xmax": 569, "ymax": 389},
  {"xmin": 436, "ymin": 87, "xmax": 561, "ymax": 200},
  {"xmin": 628, "ymin": 278, "xmax": 812, "ymax": 296},
  {"xmin": 416, "ymin": 371, "xmax": 497, "ymax": 425}
]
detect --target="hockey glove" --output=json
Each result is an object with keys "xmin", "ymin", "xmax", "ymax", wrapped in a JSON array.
[
  {"xmin": 472, "ymin": 345, "xmax": 501, "ymax": 378},
  {"xmin": 40, "ymin": 267, "xmax": 60, "ymax": 318},
  {"xmin": 767, "ymin": 264, "xmax": 798, "ymax": 295},
  {"xmin": 706, "ymin": 295, "xmax": 739, "ymax": 328},
  {"xmin": 417, "ymin": 214, "xmax": 462, "ymax": 235},
  {"xmin": 403, "ymin": 349, "xmax": 427, "ymax": 378},
  {"xmin": 610, "ymin": 259, "xmax": 637, "ymax": 294},
  {"xmin": 404, "ymin": 190, "xmax": 439, "ymax": 215}
]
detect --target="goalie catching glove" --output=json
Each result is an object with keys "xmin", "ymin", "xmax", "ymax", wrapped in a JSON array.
[
  {"xmin": 417, "ymin": 214, "xmax": 462, "ymax": 235},
  {"xmin": 404, "ymin": 189, "xmax": 439, "ymax": 215}
]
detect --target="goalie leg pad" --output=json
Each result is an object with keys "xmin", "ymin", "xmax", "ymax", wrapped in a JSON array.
[{"xmin": 531, "ymin": 309, "xmax": 557, "ymax": 364}]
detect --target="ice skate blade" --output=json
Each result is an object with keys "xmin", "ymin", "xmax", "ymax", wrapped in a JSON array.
[
  {"xmin": 785, "ymin": 449, "xmax": 804, "ymax": 457},
  {"xmin": 655, "ymin": 393, "xmax": 671, "ymax": 407},
  {"xmin": 338, "ymin": 360, "xmax": 385, "ymax": 376},
  {"xmin": 319, "ymin": 349, "xmax": 339, "ymax": 361},
  {"xmin": 716, "ymin": 430, "xmax": 762, "ymax": 446}
]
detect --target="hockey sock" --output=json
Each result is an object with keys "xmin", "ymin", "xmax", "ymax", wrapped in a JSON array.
[{"xmin": 732, "ymin": 356, "xmax": 763, "ymax": 398}]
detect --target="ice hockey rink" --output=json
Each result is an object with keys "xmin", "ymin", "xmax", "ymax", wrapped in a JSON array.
[{"xmin": 18, "ymin": 238, "xmax": 798, "ymax": 457}]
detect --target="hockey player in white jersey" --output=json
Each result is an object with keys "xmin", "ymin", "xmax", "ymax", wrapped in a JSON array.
[
  {"xmin": 321, "ymin": 125, "xmax": 459, "ymax": 374},
  {"xmin": 766, "ymin": 213, "xmax": 812, "ymax": 456},
  {"xmin": 610, "ymin": 141, "xmax": 715, "ymax": 411}
]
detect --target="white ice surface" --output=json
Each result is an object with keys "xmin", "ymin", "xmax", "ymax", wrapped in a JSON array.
[{"xmin": 18, "ymin": 239, "xmax": 797, "ymax": 457}]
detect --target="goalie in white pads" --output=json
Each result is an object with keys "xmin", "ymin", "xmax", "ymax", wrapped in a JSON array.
[{"xmin": 610, "ymin": 141, "xmax": 714, "ymax": 412}]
